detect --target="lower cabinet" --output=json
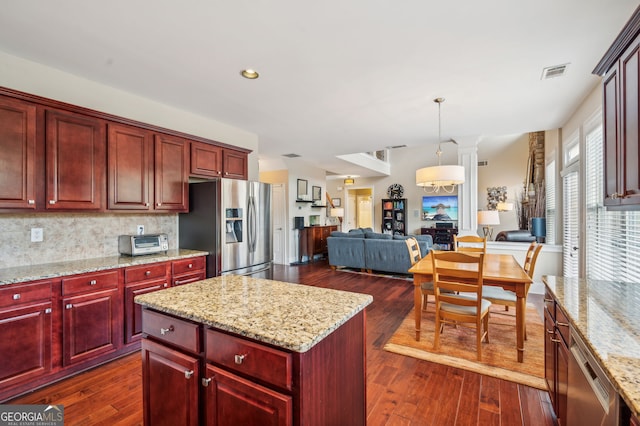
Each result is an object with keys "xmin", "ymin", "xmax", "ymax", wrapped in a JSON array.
[
  {"xmin": 172, "ymin": 256, "xmax": 206, "ymax": 286},
  {"xmin": 544, "ymin": 289, "xmax": 569, "ymax": 425},
  {"xmin": 0, "ymin": 280, "xmax": 54, "ymax": 390},
  {"xmin": 61, "ymin": 270, "xmax": 121, "ymax": 366}
]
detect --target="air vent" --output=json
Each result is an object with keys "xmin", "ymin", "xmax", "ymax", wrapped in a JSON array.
[
  {"xmin": 541, "ymin": 63, "xmax": 569, "ymax": 80},
  {"xmin": 386, "ymin": 145, "xmax": 407, "ymax": 149},
  {"xmin": 282, "ymin": 153, "xmax": 301, "ymax": 158},
  {"xmin": 478, "ymin": 160, "xmax": 488, "ymax": 167}
]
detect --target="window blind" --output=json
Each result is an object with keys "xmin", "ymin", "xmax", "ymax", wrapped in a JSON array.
[
  {"xmin": 584, "ymin": 124, "xmax": 640, "ymax": 283},
  {"xmin": 545, "ymin": 161, "xmax": 556, "ymax": 244},
  {"xmin": 563, "ymin": 170, "xmax": 579, "ymax": 277}
]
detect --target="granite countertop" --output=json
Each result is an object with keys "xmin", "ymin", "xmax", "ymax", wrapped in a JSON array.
[
  {"xmin": 543, "ymin": 275, "xmax": 640, "ymax": 419},
  {"xmin": 0, "ymin": 249, "xmax": 209, "ymax": 286},
  {"xmin": 135, "ymin": 275, "xmax": 373, "ymax": 353}
]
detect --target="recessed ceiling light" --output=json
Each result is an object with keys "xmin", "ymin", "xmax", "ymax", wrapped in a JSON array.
[{"xmin": 240, "ymin": 69, "xmax": 259, "ymax": 79}]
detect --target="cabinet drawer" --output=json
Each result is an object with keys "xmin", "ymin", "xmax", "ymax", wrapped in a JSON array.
[
  {"xmin": 62, "ymin": 270, "xmax": 119, "ymax": 295},
  {"xmin": 172, "ymin": 271, "xmax": 205, "ymax": 287},
  {"xmin": 205, "ymin": 328, "xmax": 292, "ymax": 390},
  {"xmin": 172, "ymin": 257, "xmax": 205, "ymax": 276},
  {"xmin": 125, "ymin": 262, "xmax": 168, "ymax": 284},
  {"xmin": 142, "ymin": 309, "xmax": 200, "ymax": 354},
  {"xmin": 555, "ymin": 304, "xmax": 570, "ymax": 345},
  {"xmin": 0, "ymin": 281, "xmax": 52, "ymax": 308}
]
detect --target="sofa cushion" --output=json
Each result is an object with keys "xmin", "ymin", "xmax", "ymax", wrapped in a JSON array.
[
  {"xmin": 327, "ymin": 237, "xmax": 366, "ymax": 269},
  {"xmin": 365, "ymin": 232, "xmax": 392, "ymax": 240},
  {"xmin": 330, "ymin": 231, "xmax": 363, "ymax": 238}
]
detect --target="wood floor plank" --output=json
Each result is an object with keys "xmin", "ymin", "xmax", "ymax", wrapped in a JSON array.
[{"xmin": 8, "ymin": 261, "xmax": 556, "ymax": 425}]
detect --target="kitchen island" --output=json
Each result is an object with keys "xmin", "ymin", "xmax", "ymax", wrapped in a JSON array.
[
  {"xmin": 135, "ymin": 275, "xmax": 373, "ymax": 426},
  {"xmin": 543, "ymin": 275, "xmax": 640, "ymax": 424}
]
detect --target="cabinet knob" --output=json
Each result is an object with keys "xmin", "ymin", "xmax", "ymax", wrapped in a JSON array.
[
  {"xmin": 145, "ymin": 202, "xmax": 150, "ymax": 207},
  {"xmin": 202, "ymin": 377, "xmax": 212, "ymax": 387},
  {"xmin": 157, "ymin": 203, "xmax": 162, "ymax": 207},
  {"xmin": 66, "ymin": 304, "xmax": 73, "ymax": 309},
  {"xmin": 188, "ymin": 263, "xmax": 193, "ymax": 268},
  {"xmin": 28, "ymin": 199, "xmax": 35, "ymax": 205},
  {"xmin": 163, "ymin": 282, "xmax": 168, "ymax": 288},
  {"xmin": 234, "ymin": 354, "xmax": 246, "ymax": 365},
  {"xmin": 145, "ymin": 270, "xmax": 151, "ymax": 276},
  {"xmin": 45, "ymin": 308, "xmax": 52, "ymax": 314},
  {"xmin": 49, "ymin": 200, "xmax": 56, "ymax": 204},
  {"xmin": 160, "ymin": 325, "xmax": 174, "ymax": 336},
  {"xmin": 89, "ymin": 280, "xmax": 97, "ymax": 285},
  {"xmin": 184, "ymin": 370, "xmax": 194, "ymax": 379},
  {"xmin": 12, "ymin": 294, "xmax": 21, "ymax": 300}
]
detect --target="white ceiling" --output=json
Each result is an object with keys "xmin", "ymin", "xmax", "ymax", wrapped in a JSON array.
[{"xmin": 1, "ymin": 1, "xmax": 638, "ymax": 177}]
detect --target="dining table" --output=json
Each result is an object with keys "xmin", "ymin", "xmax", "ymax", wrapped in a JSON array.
[{"xmin": 408, "ymin": 252, "xmax": 533, "ymax": 362}]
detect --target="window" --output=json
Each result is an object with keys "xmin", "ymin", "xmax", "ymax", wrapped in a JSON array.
[
  {"xmin": 562, "ymin": 132, "xmax": 580, "ymax": 278},
  {"xmin": 545, "ymin": 160, "xmax": 556, "ymax": 244},
  {"xmin": 584, "ymin": 122, "xmax": 640, "ymax": 282}
]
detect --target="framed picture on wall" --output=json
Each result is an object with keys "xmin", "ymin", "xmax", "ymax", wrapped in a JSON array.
[
  {"xmin": 312, "ymin": 186, "xmax": 322, "ymax": 201},
  {"xmin": 332, "ymin": 198, "xmax": 341, "ymax": 207},
  {"xmin": 297, "ymin": 179, "xmax": 308, "ymax": 199}
]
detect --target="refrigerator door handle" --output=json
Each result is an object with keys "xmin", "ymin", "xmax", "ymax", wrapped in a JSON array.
[{"xmin": 248, "ymin": 195, "xmax": 257, "ymax": 253}]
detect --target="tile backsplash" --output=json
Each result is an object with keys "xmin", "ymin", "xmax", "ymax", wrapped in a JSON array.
[{"xmin": 0, "ymin": 213, "xmax": 178, "ymax": 269}]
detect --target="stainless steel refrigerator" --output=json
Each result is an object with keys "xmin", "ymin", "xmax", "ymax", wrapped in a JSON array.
[{"xmin": 179, "ymin": 179, "xmax": 272, "ymax": 278}]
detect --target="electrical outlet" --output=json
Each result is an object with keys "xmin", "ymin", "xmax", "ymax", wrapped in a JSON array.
[
  {"xmin": 137, "ymin": 225, "xmax": 144, "ymax": 235},
  {"xmin": 31, "ymin": 228, "xmax": 44, "ymax": 242}
]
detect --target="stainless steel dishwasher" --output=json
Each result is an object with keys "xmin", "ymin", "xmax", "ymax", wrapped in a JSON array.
[{"xmin": 567, "ymin": 328, "xmax": 619, "ymax": 425}]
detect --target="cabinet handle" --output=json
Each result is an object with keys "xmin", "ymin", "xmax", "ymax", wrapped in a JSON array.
[
  {"xmin": 234, "ymin": 354, "xmax": 246, "ymax": 365},
  {"xmin": 45, "ymin": 308, "xmax": 52, "ymax": 314},
  {"xmin": 550, "ymin": 337, "xmax": 562, "ymax": 343},
  {"xmin": 28, "ymin": 199, "xmax": 35, "ymax": 205},
  {"xmin": 89, "ymin": 280, "xmax": 97, "ymax": 285},
  {"xmin": 160, "ymin": 325, "xmax": 174, "ymax": 336},
  {"xmin": 556, "ymin": 322, "xmax": 569, "ymax": 328},
  {"xmin": 546, "ymin": 329, "xmax": 554, "ymax": 335},
  {"xmin": 543, "ymin": 298, "xmax": 553, "ymax": 303},
  {"xmin": 66, "ymin": 304, "xmax": 73, "ymax": 309},
  {"xmin": 12, "ymin": 294, "xmax": 21, "ymax": 300},
  {"xmin": 184, "ymin": 370, "xmax": 194, "ymax": 379},
  {"xmin": 202, "ymin": 377, "xmax": 212, "ymax": 387},
  {"xmin": 49, "ymin": 200, "xmax": 56, "ymax": 204}
]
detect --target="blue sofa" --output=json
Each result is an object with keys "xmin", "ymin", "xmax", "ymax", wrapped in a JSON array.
[{"xmin": 327, "ymin": 228, "xmax": 433, "ymax": 275}]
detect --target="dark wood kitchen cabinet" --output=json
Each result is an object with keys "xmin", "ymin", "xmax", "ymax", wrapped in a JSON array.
[
  {"xmin": 0, "ymin": 280, "xmax": 54, "ymax": 392},
  {"xmin": 0, "ymin": 96, "xmax": 37, "ymax": 209},
  {"xmin": 172, "ymin": 256, "xmax": 206, "ymax": 286},
  {"xmin": 543, "ymin": 289, "xmax": 569, "ymax": 425},
  {"xmin": 189, "ymin": 141, "xmax": 248, "ymax": 180},
  {"xmin": 123, "ymin": 262, "xmax": 169, "ymax": 344},
  {"xmin": 154, "ymin": 133, "xmax": 188, "ymax": 211},
  {"xmin": 595, "ymin": 8, "xmax": 640, "ymax": 208},
  {"xmin": 45, "ymin": 109, "xmax": 106, "ymax": 210},
  {"xmin": 61, "ymin": 270, "xmax": 121, "ymax": 366}
]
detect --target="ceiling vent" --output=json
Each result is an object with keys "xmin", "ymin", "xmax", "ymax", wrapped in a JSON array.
[
  {"xmin": 541, "ymin": 63, "xmax": 569, "ymax": 80},
  {"xmin": 478, "ymin": 160, "xmax": 488, "ymax": 167},
  {"xmin": 386, "ymin": 145, "xmax": 407, "ymax": 149},
  {"xmin": 282, "ymin": 153, "xmax": 301, "ymax": 158}
]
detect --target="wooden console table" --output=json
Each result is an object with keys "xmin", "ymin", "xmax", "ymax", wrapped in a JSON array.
[{"xmin": 299, "ymin": 225, "xmax": 337, "ymax": 263}]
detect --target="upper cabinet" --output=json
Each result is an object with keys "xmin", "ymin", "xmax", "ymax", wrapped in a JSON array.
[
  {"xmin": 0, "ymin": 97, "xmax": 37, "ymax": 209},
  {"xmin": 190, "ymin": 141, "xmax": 248, "ymax": 180},
  {"xmin": 45, "ymin": 109, "xmax": 106, "ymax": 210},
  {"xmin": 595, "ymin": 7, "xmax": 640, "ymax": 209}
]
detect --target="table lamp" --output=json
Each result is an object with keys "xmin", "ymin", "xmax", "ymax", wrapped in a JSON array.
[
  {"xmin": 330, "ymin": 208, "xmax": 344, "ymax": 231},
  {"xmin": 477, "ymin": 210, "xmax": 500, "ymax": 240},
  {"xmin": 531, "ymin": 217, "xmax": 546, "ymax": 243}
]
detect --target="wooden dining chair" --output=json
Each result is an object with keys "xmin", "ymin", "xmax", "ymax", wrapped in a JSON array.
[
  {"xmin": 406, "ymin": 238, "xmax": 433, "ymax": 311},
  {"xmin": 453, "ymin": 235, "xmax": 487, "ymax": 253},
  {"xmin": 481, "ymin": 242, "xmax": 542, "ymax": 339},
  {"xmin": 431, "ymin": 250, "xmax": 491, "ymax": 360}
]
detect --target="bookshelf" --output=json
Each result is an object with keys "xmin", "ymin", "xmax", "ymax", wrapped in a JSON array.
[{"xmin": 381, "ymin": 198, "xmax": 406, "ymax": 235}]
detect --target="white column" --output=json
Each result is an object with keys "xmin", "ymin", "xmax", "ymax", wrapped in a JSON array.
[{"xmin": 455, "ymin": 137, "xmax": 481, "ymax": 236}]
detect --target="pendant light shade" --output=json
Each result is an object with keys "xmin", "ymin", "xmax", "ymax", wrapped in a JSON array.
[{"xmin": 416, "ymin": 98, "xmax": 465, "ymax": 193}]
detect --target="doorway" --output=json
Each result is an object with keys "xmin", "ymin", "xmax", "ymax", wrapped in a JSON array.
[
  {"xmin": 344, "ymin": 187, "xmax": 374, "ymax": 232},
  {"xmin": 271, "ymin": 183, "xmax": 286, "ymax": 265}
]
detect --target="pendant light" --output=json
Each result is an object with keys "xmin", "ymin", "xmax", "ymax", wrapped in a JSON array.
[{"xmin": 416, "ymin": 98, "xmax": 465, "ymax": 193}]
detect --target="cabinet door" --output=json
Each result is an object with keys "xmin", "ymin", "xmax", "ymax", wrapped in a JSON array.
[
  {"xmin": 190, "ymin": 141, "xmax": 222, "ymax": 178},
  {"xmin": 62, "ymin": 288, "xmax": 120, "ymax": 366},
  {"xmin": 0, "ymin": 302, "xmax": 52, "ymax": 388},
  {"xmin": 124, "ymin": 279, "xmax": 168, "ymax": 344},
  {"xmin": 0, "ymin": 96, "xmax": 37, "ymax": 209},
  {"xmin": 620, "ymin": 40, "xmax": 640, "ymax": 205},
  {"xmin": 556, "ymin": 339, "xmax": 569, "ymax": 426},
  {"xmin": 222, "ymin": 149, "xmax": 248, "ymax": 179},
  {"xmin": 543, "ymin": 309, "xmax": 557, "ymax": 407},
  {"xmin": 142, "ymin": 339, "xmax": 200, "ymax": 426},
  {"xmin": 45, "ymin": 109, "xmax": 106, "ymax": 210},
  {"xmin": 203, "ymin": 364, "xmax": 292, "ymax": 426},
  {"xmin": 108, "ymin": 123, "xmax": 153, "ymax": 210},
  {"xmin": 154, "ymin": 134, "xmax": 188, "ymax": 211}
]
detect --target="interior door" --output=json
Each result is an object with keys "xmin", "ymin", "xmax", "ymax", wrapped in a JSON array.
[{"xmin": 272, "ymin": 183, "xmax": 286, "ymax": 265}]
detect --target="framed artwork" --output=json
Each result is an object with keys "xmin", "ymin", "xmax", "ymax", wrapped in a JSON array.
[
  {"xmin": 312, "ymin": 186, "xmax": 322, "ymax": 201},
  {"xmin": 331, "ymin": 198, "xmax": 341, "ymax": 207},
  {"xmin": 297, "ymin": 179, "xmax": 308, "ymax": 199}
]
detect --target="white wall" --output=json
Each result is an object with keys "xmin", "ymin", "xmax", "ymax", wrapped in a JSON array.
[{"xmin": 0, "ymin": 50, "xmax": 261, "ymax": 180}]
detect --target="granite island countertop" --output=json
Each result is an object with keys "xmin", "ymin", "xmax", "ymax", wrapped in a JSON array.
[
  {"xmin": 135, "ymin": 275, "xmax": 373, "ymax": 353},
  {"xmin": 543, "ymin": 275, "xmax": 640, "ymax": 419},
  {"xmin": 0, "ymin": 249, "xmax": 208, "ymax": 286}
]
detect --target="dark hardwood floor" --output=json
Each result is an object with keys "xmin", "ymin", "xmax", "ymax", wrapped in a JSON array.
[{"xmin": 10, "ymin": 261, "xmax": 556, "ymax": 425}]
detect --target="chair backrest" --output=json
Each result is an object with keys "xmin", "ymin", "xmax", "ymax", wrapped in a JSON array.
[
  {"xmin": 523, "ymin": 242, "xmax": 543, "ymax": 278},
  {"xmin": 405, "ymin": 237, "xmax": 422, "ymax": 266},
  {"xmin": 453, "ymin": 235, "xmax": 487, "ymax": 253},
  {"xmin": 431, "ymin": 250, "xmax": 485, "ymax": 309}
]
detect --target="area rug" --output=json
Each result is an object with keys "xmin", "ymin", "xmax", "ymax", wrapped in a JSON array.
[{"xmin": 383, "ymin": 303, "xmax": 547, "ymax": 390}]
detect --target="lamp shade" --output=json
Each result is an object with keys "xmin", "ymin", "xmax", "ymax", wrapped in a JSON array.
[
  {"xmin": 344, "ymin": 177, "xmax": 355, "ymax": 185},
  {"xmin": 531, "ymin": 217, "xmax": 546, "ymax": 237},
  {"xmin": 477, "ymin": 210, "xmax": 500, "ymax": 226},
  {"xmin": 330, "ymin": 208, "xmax": 344, "ymax": 217},
  {"xmin": 497, "ymin": 202, "xmax": 514, "ymax": 211},
  {"xmin": 416, "ymin": 165, "xmax": 465, "ymax": 188}
]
